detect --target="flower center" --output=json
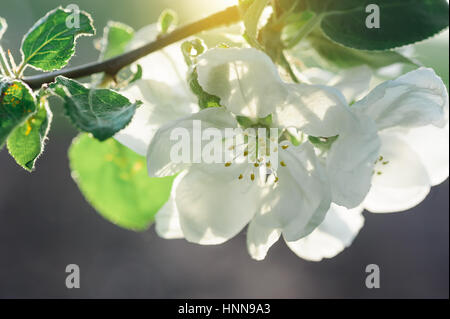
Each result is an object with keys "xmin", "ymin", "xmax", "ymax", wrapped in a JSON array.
[
  {"xmin": 222, "ymin": 130, "xmax": 289, "ymax": 184},
  {"xmin": 373, "ymin": 155, "xmax": 390, "ymax": 176}
]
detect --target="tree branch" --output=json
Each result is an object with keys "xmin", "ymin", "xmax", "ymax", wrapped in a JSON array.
[{"xmin": 23, "ymin": 5, "xmax": 241, "ymax": 90}]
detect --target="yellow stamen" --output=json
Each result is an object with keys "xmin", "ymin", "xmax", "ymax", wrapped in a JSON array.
[{"xmin": 280, "ymin": 161, "xmax": 286, "ymax": 167}]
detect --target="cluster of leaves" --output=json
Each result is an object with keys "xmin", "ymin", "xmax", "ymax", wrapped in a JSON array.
[
  {"xmin": 241, "ymin": 0, "xmax": 449, "ymax": 73},
  {"xmin": 1, "ymin": 1, "xmax": 449, "ymax": 232},
  {"xmin": 0, "ymin": 6, "xmax": 172, "ymax": 229},
  {"xmin": 1, "ymin": 7, "xmax": 144, "ymax": 172}
]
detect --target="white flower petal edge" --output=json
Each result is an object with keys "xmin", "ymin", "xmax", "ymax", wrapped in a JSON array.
[
  {"xmin": 196, "ymin": 47, "xmax": 288, "ymax": 119},
  {"xmin": 275, "ymin": 83, "xmax": 354, "ymax": 137},
  {"xmin": 403, "ymin": 123, "xmax": 449, "ymax": 186},
  {"xmin": 114, "ymin": 24, "xmax": 198, "ymax": 156},
  {"xmin": 154, "ymin": 173, "xmax": 185, "ymax": 239},
  {"xmin": 327, "ymin": 113, "xmax": 381, "ymax": 208},
  {"xmin": 126, "ymin": 24, "xmax": 191, "ymax": 92},
  {"xmin": 285, "ymin": 204, "xmax": 365, "ymax": 262},
  {"xmin": 354, "ymin": 68, "xmax": 449, "ymax": 131},
  {"xmin": 247, "ymin": 143, "xmax": 332, "ymax": 244},
  {"xmin": 116, "ymin": 80, "xmax": 198, "ymax": 155},
  {"xmin": 351, "ymin": 68, "xmax": 449, "ymax": 213},
  {"xmin": 246, "ymin": 217, "xmax": 282, "ymax": 261},
  {"xmin": 329, "ymin": 66, "xmax": 372, "ymax": 103},
  {"xmin": 363, "ymin": 130, "xmax": 439, "ymax": 213},
  {"xmin": 197, "ymin": 48, "xmax": 360, "ymax": 138},
  {"xmin": 147, "ymin": 108, "xmax": 238, "ymax": 178},
  {"xmin": 301, "ymin": 66, "xmax": 373, "ymax": 104},
  {"xmin": 175, "ymin": 163, "xmax": 262, "ymax": 245}
]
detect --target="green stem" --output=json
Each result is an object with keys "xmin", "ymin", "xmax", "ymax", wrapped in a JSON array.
[
  {"xmin": 0, "ymin": 46, "xmax": 12, "ymax": 77},
  {"xmin": 280, "ymin": 52, "xmax": 299, "ymax": 83},
  {"xmin": 285, "ymin": 13, "xmax": 323, "ymax": 49}
]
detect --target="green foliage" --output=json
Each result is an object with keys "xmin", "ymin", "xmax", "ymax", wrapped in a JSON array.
[
  {"xmin": 49, "ymin": 76, "xmax": 141, "ymax": 141},
  {"xmin": 98, "ymin": 21, "xmax": 134, "ymax": 61},
  {"xmin": 20, "ymin": 7, "xmax": 95, "ymax": 72},
  {"xmin": 308, "ymin": 31, "xmax": 418, "ymax": 69},
  {"xmin": 242, "ymin": 0, "xmax": 270, "ymax": 47},
  {"xmin": 0, "ymin": 17, "xmax": 6, "ymax": 40},
  {"xmin": 181, "ymin": 38, "xmax": 207, "ymax": 66},
  {"xmin": 158, "ymin": 9, "xmax": 178, "ymax": 34},
  {"xmin": 281, "ymin": 10, "xmax": 315, "ymax": 47},
  {"xmin": 93, "ymin": 21, "xmax": 137, "ymax": 87},
  {"xmin": 279, "ymin": 0, "xmax": 449, "ymax": 50},
  {"xmin": 188, "ymin": 70, "xmax": 221, "ymax": 109},
  {"xmin": 7, "ymin": 100, "xmax": 52, "ymax": 171},
  {"xmin": 309, "ymin": 135, "xmax": 339, "ymax": 152},
  {"xmin": 69, "ymin": 134, "xmax": 175, "ymax": 231},
  {"xmin": 0, "ymin": 79, "xmax": 37, "ymax": 148},
  {"xmin": 181, "ymin": 39, "xmax": 221, "ymax": 108}
]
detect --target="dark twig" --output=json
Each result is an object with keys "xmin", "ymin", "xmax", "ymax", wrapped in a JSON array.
[{"xmin": 23, "ymin": 6, "xmax": 241, "ymax": 89}]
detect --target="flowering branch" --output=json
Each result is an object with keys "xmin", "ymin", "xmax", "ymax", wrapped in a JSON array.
[{"xmin": 23, "ymin": 5, "xmax": 241, "ymax": 90}]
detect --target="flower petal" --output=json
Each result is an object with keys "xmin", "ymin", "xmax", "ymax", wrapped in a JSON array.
[
  {"xmin": 402, "ymin": 123, "xmax": 449, "ymax": 186},
  {"xmin": 257, "ymin": 142, "xmax": 332, "ymax": 242},
  {"xmin": 115, "ymin": 79, "xmax": 198, "ymax": 155},
  {"xmin": 147, "ymin": 107, "xmax": 238, "ymax": 177},
  {"xmin": 274, "ymin": 84, "xmax": 353, "ymax": 137},
  {"xmin": 354, "ymin": 68, "xmax": 449, "ymax": 131},
  {"xmin": 246, "ymin": 216, "xmax": 281, "ymax": 261},
  {"xmin": 299, "ymin": 66, "xmax": 372, "ymax": 104},
  {"xmin": 329, "ymin": 66, "xmax": 372, "ymax": 104},
  {"xmin": 114, "ymin": 24, "xmax": 198, "ymax": 155},
  {"xmin": 175, "ymin": 163, "xmax": 263, "ymax": 245},
  {"xmin": 154, "ymin": 173, "xmax": 186, "ymax": 239},
  {"xmin": 327, "ymin": 114, "xmax": 381, "ymax": 208},
  {"xmin": 286, "ymin": 204, "xmax": 364, "ymax": 262},
  {"xmin": 197, "ymin": 48, "xmax": 288, "ymax": 118},
  {"xmin": 127, "ymin": 24, "xmax": 191, "ymax": 94},
  {"xmin": 364, "ymin": 131, "xmax": 431, "ymax": 213}
]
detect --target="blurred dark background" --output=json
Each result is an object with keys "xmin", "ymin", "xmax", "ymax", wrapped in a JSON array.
[{"xmin": 0, "ymin": 0, "xmax": 448, "ymax": 298}]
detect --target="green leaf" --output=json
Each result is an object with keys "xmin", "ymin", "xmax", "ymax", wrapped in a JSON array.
[
  {"xmin": 7, "ymin": 100, "xmax": 52, "ymax": 171},
  {"xmin": 280, "ymin": 0, "xmax": 449, "ymax": 50},
  {"xmin": 92, "ymin": 21, "xmax": 135, "ymax": 87},
  {"xmin": 181, "ymin": 38, "xmax": 207, "ymax": 66},
  {"xmin": 242, "ymin": 0, "xmax": 270, "ymax": 46},
  {"xmin": 308, "ymin": 31, "xmax": 418, "ymax": 69},
  {"xmin": 69, "ymin": 134, "xmax": 175, "ymax": 231},
  {"xmin": 158, "ymin": 9, "xmax": 178, "ymax": 34},
  {"xmin": 128, "ymin": 64, "xmax": 143, "ymax": 84},
  {"xmin": 0, "ymin": 17, "xmax": 6, "ymax": 40},
  {"xmin": 98, "ymin": 21, "xmax": 134, "ymax": 61},
  {"xmin": 49, "ymin": 76, "xmax": 141, "ymax": 141},
  {"xmin": 0, "ymin": 79, "xmax": 37, "ymax": 149},
  {"xmin": 20, "ymin": 7, "xmax": 95, "ymax": 72},
  {"xmin": 188, "ymin": 70, "xmax": 221, "ymax": 109},
  {"xmin": 281, "ymin": 10, "xmax": 315, "ymax": 44},
  {"xmin": 309, "ymin": 135, "xmax": 339, "ymax": 152}
]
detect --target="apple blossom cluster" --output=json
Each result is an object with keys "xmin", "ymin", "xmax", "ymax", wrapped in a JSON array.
[{"xmin": 114, "ymin": 24, "xmax": 449, "ymax": 261}]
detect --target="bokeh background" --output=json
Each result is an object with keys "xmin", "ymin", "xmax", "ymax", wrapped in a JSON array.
[{"xmin": 0, "ymin": 0, "xmax": 448, "ymax": 298}]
